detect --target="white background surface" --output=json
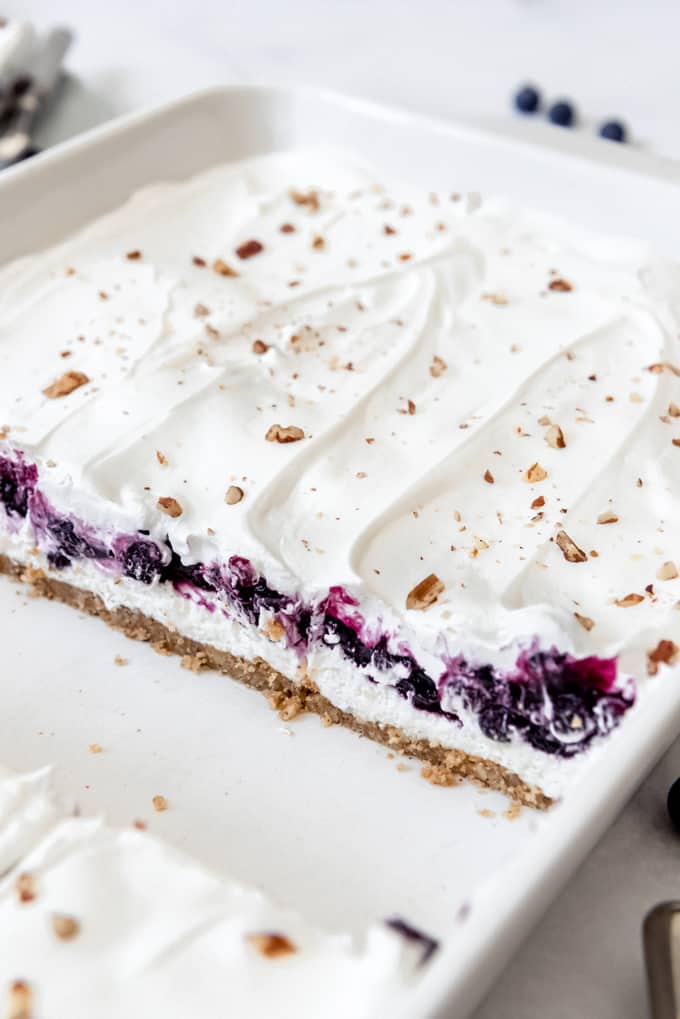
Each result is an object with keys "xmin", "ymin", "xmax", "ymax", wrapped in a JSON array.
[{"xmin": 4, "ymin": 2, "xmax": 680, "ymax": 1017}]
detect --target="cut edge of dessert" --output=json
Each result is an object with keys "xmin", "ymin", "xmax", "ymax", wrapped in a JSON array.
[{"xmin": 0, "ymin": 447, "xmax": 639, "ymax": 811}]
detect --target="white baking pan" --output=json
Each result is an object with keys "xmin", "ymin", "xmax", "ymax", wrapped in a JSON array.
[{"xmin": 1, "ymin": 85, "xmax": 680, "ymax": 1019}]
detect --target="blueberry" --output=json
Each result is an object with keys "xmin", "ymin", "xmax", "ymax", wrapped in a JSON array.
[
  {"xmin": 514, "ymin": 85, "xmax": 541, "ymax": 114},
  {"xmin": 667, "ymin": 777, "xmax": 680, "ymax": 832},
  {"xmin": 599, "ymin": 120, "xmax": 626, "ymax": 143},
  {"xmin": 121, "ymin": 539, "xmax": 163, "ymax": 584},
  {"xmin": 548, "ymin": 100, "xmax": 575, "ymax": 127}
]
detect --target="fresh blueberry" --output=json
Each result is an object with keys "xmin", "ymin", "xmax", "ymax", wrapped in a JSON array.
[
  {"xmin": 599, "ymin": 120, "xmax": 627, "ymax": 143},
  {"xmin": 514, "ymin": 85, "xmax": 541, "ymax": 114},
  {"xmin": 548, "ymin": 100, "xmax": 575, "ymax": 127},
  {"xmin": 667, "ymin": 777, "xmax": 680, "ymax": 832},
  {"xmin": 120, "ymin": 539, "xmax": 163, "ymax": 585}
]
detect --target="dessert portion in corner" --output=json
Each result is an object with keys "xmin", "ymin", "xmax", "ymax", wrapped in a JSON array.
[
  {"xmin": 0, "ymin": 766, "xmax": 434, "ymax": 1018},
  {"xmin": 1, "ymin": 146, "xmax": 679, "ymax": 807}
]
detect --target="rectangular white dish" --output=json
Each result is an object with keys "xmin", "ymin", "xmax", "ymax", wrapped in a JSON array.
[{"xmin": 2, "ymin": 84, "xmax": 680, "ymax": 1019}]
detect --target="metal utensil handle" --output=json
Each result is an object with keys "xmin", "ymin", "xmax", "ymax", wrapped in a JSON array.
[{"xmin": 643, "ymin": 902, "xmax": 680, "ymax": 1019}]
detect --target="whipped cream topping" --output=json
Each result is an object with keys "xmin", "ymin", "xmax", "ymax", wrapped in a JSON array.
[
  {"xmin": 1, "ymin": 147, "xmax": 679, "ymax": 692},
  {"xmin": 0, "ymin": 767, "xmax": 428, "ymax": 1018}
]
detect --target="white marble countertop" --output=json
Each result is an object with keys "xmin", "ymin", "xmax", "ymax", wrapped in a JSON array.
[{"xmin": 5, "ymin": 1, "xmax": 680, "ymax": 1016}]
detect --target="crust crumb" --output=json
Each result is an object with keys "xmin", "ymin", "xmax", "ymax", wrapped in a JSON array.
[
  {"xmin": 152, "ymin": 794, "xmax": 169, "ymax": 812},
  {"xmin": 406, "ymin": 573, "xmax": 445, "ymax": 611},
  {"xmin": 596, "ymin": 510, "xmax": 619, "ymax": 525},
  {"xmin": 421, "ymin": 764, "xmax": 460, "ymax": 787},
  {"xmin": 574, "ymin": 612, "xmax": 595, "ymax": 631},
  {"xmin": 88, "ymin": 743, "xmax": 103, "ymax": 754},
  {"xmin": 504, "ymin": 800, "xmax": 523, "ymax": 820},
  {"xmin": 156, "ymin": 450, "xmax": 168, "ymax": 466},
  {"xmin": 657, "ymin": 561, "xmax": 679, "ymax": 581},
  {"xmin": 245, "ymin": 932, "xmax": 297, "ymax": 958},
  {"xmin": 265, "ymin": 689, "xmax": 306, "ymax": 720},
  {"xmin": 180, "ymin": 651, "xmax": 208, "ymax": 672},
  {"xmin": 43, "ymin": 371, "xmax": 89, "ymax": 399},
  {"xmin": 157, "ymin": 496, "xmax": 182, "ymax": 518}
]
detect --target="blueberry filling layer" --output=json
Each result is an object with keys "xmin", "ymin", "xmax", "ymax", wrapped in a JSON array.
[{"xmin": 0, "ymin": 451, "xmax": 635, "ymax": 758}]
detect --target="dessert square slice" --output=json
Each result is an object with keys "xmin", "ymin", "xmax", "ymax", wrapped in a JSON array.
[{"xmin": 1, "ymin": 148, "xmax": 678, "ymax": 807}]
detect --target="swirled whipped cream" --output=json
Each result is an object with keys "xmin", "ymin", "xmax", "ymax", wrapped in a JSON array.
[{"xmin": 1, "ymin": 147, "xmax": 679, "ymax": 794}]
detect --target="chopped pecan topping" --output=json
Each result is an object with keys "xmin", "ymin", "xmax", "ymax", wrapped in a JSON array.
[
  {"xmin": 15, "ymin": 872, "xmax": 36, "ymax": 903},
  {"xmin": 311, "ymin": 235, "xmax": 325, "ymax": 251},
  {"xmin": 647, "ymin": 639, "xmax": 679, "ymax": 675},
  {"xmin": 252, "ymin": 339, "xmax": 269, "ymax": 355},
  {"xmin": 545, "ymin": 424, "xmax": 566, "ymax": 449},
  {"xmin": 407, "ymin": 399, "xmax": 416, "ymax": 415},
  {"xmin": 574, "ymin": 612, "xmax": 595, "ymax": 631},
  {"xmin": 152, "ymin": 794, "xmax": 168, "ymax": 812},
  {"xmin": 290, "ymin": 189, "xmax": 320, "ymax": 212},
  {"xmin": 548, "ymin": 277, "xmax": 573, "ymax": 292},
  {"xmin": 481, "ymin": 291, "xmax": 508, "ymax": 305},
  {"xmin": 614, "ymin": 593, "xmax": 645, "ymax": 607},
  {"xmin": 531, "ymin": 495, "xmax": 545, "ymax": 509},
  {"xmin": 157, "ymin": 496, "xmax": 182, "ymax": 518},
  {"xmin": 280, "ymin": 223, "xmax": 296, "ymax": 233},
  {"xmin": 194, "ymin": 302, "xmax": 210, "ymax": 318},
  {"xmin": 236, "ymin": 239, "xmax": 264, "ymax": 260},
  {"xmin": 52, "ymin": 914, "xmax": 80, "ymax": 940},
  {"xmin": 673, "ymin": 439, "xmax": 680, "ymax": 448},
  {"xmin": 596, "ymin": 510, "xmax": 619, "ymax": 525},
  {"xmin": 212, "ymin": 258, "xmax": 238, "ymax": 277},
  {"xmin": 225, "ymin": 485, "xmax": 244, "ymax": 505},
  {"xmin": 88, "ymin": 743, "xmax": 103, "ymax": 753},
  {"xmin": 246, "ymin": 932, "xmax": 297, "ymax": 958},
  {"xmin": 657, "ymin": 561, "xmax": 679, "ymax": 581},
  {"xmin": 6, "ymin": 980, "xmax": 32, "ymax": 1019},
  {"xmin": 406, "ymin": 573, "xmax": 445, "ymax": 611},
  {"xmin": 669, "ymin": 402, "xmax": 680, "ymax": 417},
  {"xmin": 483, "ymin": 469, "xmax": 494, "ymax": 484},
  {"xmin": 556, "ymin": 529, "xmax": 587, "ymax": 563},
  {"xmin": 523, "ymin": 462, "xmax": 548, "ymax": 483},
  {"xmin": 43, "ymin": 370, "xmax": 90, "ymax": 399},
  {"xmin": 648, "ymin": 361, "xmax": 680, "ymax": 376},
  {"xmin": 384, "ymin": 224, "xmax": 396, "ymax": 235},
  {"xmin": 192, "ymin": 255, "xmax": 207, "ymax": 267},
  {"xmin": 125, "ymin": 249, "xmax": 142, "ymax": 260},
  {"xmin": 429, "ymin": 355, "xmax": 447, "ymax": 378},
  {"xmin": 156, "ymin": 450, "xmax": 168, "ymax": 466},
  {"xmin": 262, "ymin": 618, "xmax": 285, "ymax": 642},
  {"xmin": 265, "ymin": 424, "xmax": 305, "ymax": 443}
]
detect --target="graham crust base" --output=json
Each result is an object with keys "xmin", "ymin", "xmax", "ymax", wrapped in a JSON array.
[{"xmin": 0, "ymin": 555, "xmax": 552, "ymax": 809}]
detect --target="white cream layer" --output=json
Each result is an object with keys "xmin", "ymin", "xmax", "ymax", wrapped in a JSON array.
[{"xmin": 0, "ymin": 766, "xmax": 425, "ymax": 1018}]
